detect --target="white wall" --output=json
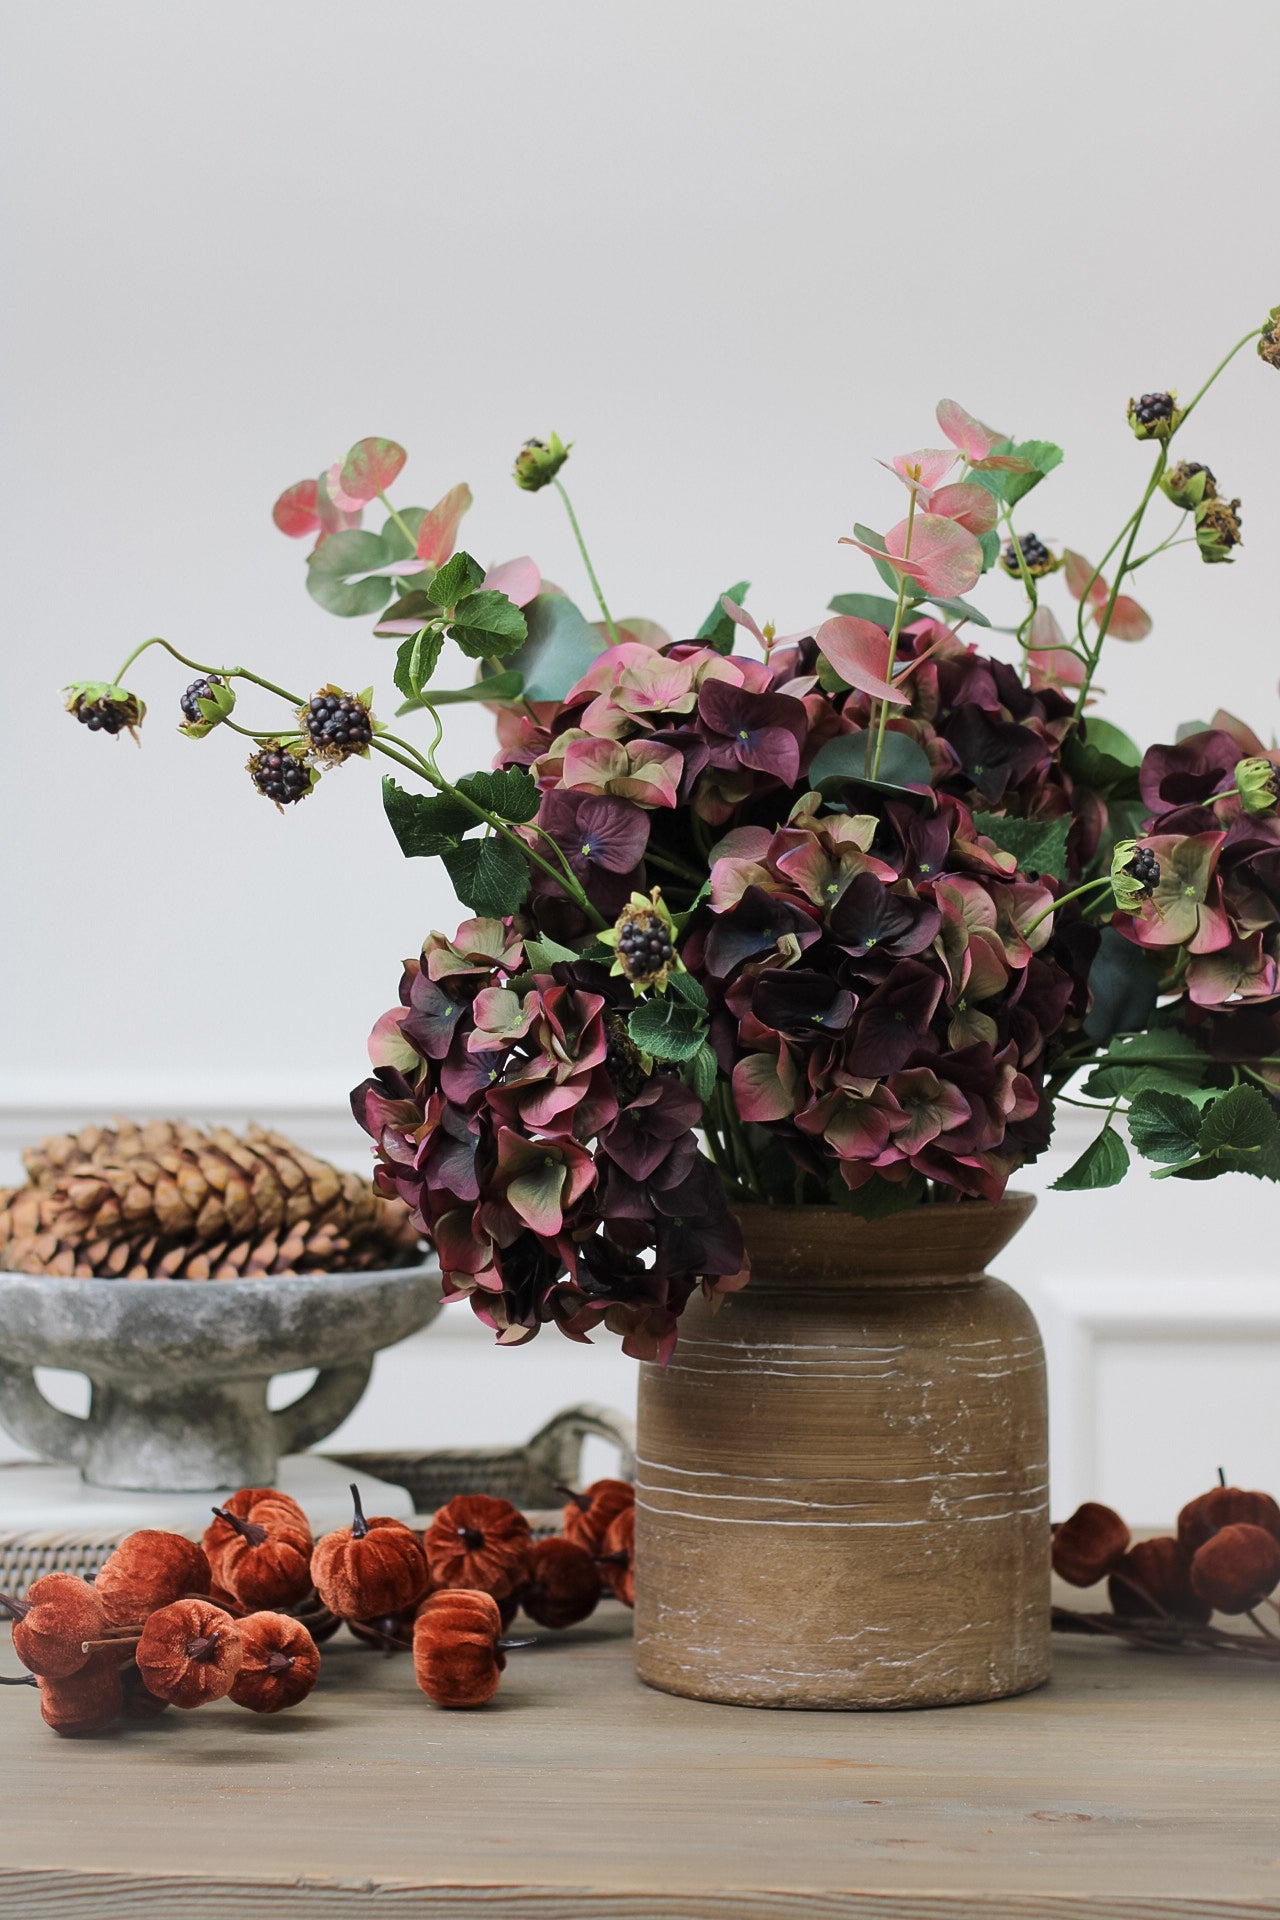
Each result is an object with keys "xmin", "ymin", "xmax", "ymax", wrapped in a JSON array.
[{"xmin": 3, "ymin": 0, "xmax": 1279, "ymax": 1524}]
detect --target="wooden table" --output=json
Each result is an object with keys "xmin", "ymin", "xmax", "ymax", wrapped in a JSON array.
[{"xmin": 1, "ymin": 1608, "xmax": 1277, "ymax": 1918}]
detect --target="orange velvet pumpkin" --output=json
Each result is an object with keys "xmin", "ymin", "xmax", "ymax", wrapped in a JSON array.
[
  {"xmin": 310, "ymin": 1484, "xmax": 429, "ymax": 1620},
  {"xmin": 1189, "ymin": 1522, "xmax": 1280, "ymax": 1614},
  {"xmin": 560, "ymin": 1479, "xmax": 634, "ymax": 1557},
  {"xmin": 599, "ymin": 1505, "xmax": 635, "ymax": 1608},
  {"xmin": 1051, "ymin": 1503, "xmax": 1131, "ymax": 1588},
  {"xmin": 1108, "ymin": 1536, "xmax": 1209, "ymax": 1623},
  {"xmin": 203, "ymin": 1488, "xmax": 314, "ymax": 1611},
  {"xmin": 3, "ymin": 1573, "xmax": 105, "ymax": 1679},
  {"xmin": 38, "ymin": 1647, "xmax": 125, "ymax": 1736},
  {"xmin": 422, "ymin": 1494, "xmax": 532, "ymax": 1602},
  {"xmin": 1177, "ymin": 1485, "xmax": 1280, "ymax": 1556},
  {"xmin": 136, "ymin": 1598, "xmax": 243, "ymax": 1709},
  {"xmin": 412, "ymin": 1589, "xmax": 505, "ymax": 1708},
  {"xmin": 94, "ymin": 1530, "xmax": 212, "ymax": 1628},
  {"xmin": 228, "ymin": 1611, "xmax": 321, "ymax": 1713},
  {"xmin": 520, "ymin": 1538, "xmax": 601, "ymax": 1629}
]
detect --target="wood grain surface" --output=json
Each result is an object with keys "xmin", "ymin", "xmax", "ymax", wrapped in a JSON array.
[{"xmin": 1, "ymin": 1609, "xmax": 1278, "ymax": 1918}]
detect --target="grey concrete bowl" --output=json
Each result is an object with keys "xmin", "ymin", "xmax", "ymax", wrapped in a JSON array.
[{"xmin": 0, "ymin": 1262, "xmax": 441, "ymax": 1492}]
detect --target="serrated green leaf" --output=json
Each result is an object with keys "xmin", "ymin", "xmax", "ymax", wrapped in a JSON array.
[
  {"xmin": 971, "ymin": 812, "xmax": 1071, "ymax": 883},
  {"xmin": 695, "ymin": 581, "xmax": 751, "ymax": 655},
  {"xmin": 381, "ymin": 777, "xmax": 473, "ymax": 858},
  {"xmin": 682, "ymin": 1040, "xmax": 720, "ymax": 1105},
  {"xmin": 525, "ymin": 934, "xmax": 581, "ymax": 972},
  {"xmin": 978, "ymin": 528, "xmax": 1001, "ymax": 573},
  {"xmin": 1001, "ymin": 438, "xmax": 1064, "ymax": 508},
  {"xmin": 668, "ymin": 972, "xmax": 708, "ymax": 1013},
  {"xmin": 1197, "ymin": 1085, "xmax": 1280, "ymax": 1160},
  {"xmin": 1127, "ymin": 1090, "xmax": 1203, "ymax": 1164},
  {"xmin": 500, "ymin": 592, "xmax": 606, "ymax": 702},
  {"xmin": 628, "ymin": 997, "xmax": 706, "ymax": 1063},
  {"xmin": 1050, "ymin": 1124, "xmax": 1130, "ymax": 1191},
  {"xmin": 393, "ymin": 626, "xmax": 444, "ymax": 703},
  {"xmin": 449, "ymin": 589, "xmax": 529, "ymax": 660},
  {"xmin": 306, "ymin": 529, "xmax": 394, "ymax": 618},
  {"xmin": 455, "ymin": 767, "xmax": 540, "ymax": 824},
  {"xmin": 442, "ymin": 834, "xmax": 530, "ymax": 917},
  {"xmin": 429, "ymin": 550, "xmax": 485, "ymax": 610},
  {"xmin": 827, "ymin": 592, "xmax": 900, "ymax": 627},
  {"xmin": 1082, "ymin": 1030, "xmax": 1215, "ymax": 1105}
]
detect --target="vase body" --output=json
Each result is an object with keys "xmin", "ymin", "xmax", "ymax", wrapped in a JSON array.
[{"xmin": 634, "ymin": 1194, "xmax": 1049, "ymax": 1709}]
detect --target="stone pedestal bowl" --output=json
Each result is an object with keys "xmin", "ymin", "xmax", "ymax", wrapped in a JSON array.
[{"xmin": 0, "ymin": 1262, "xmax": 440, "ymax": 1492}]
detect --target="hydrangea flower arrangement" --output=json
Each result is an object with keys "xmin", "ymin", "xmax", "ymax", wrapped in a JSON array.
[{"xmin": 67, "ymin": 310, "xmax": 1280, "ymax": 1357}]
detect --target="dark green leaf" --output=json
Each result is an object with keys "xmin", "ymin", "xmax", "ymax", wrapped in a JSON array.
[
  {"xmin": 442, "ymin": 834, "xmax": 530, "ymax": 917},
  {"xmin": 524, "ymin": 934, "xmax": 581, "ymax": 972},
  {"xmin": 919, "ymin": 592, "xmax": 991, "ymax": 628},
  {"xmin": 1197, "ymin": 1085, "xmax": 1280, "ymax": 1162},
  {"xmin": 500, "ymin": 592, "xmax": 607, "ymax": 702},
  {"xmin": 827, "ymin": 592, "xmax": 899, "ymax": 627},
  {"xmin": 1080, "ymin": 718, "xmax": 1141, "ymax": 767},
  {"xmin": 449, "ymin": 589, "xmax": 528, "ymax": 660},
  {"xmin": 1001, "ymin": 439, "xmax": 1065, "ymax": 507},
  {"xmin": 375, "ymin": 589, "xmax": 443, "ymax": 638},
  {"xmin": 1050, "ymin": 1122, "xmax": 1130, "ymax": 1191},
  {"xmin": 1082, "ymin": 927, "xmax": 1161, "ymax": 1042},
  {"xmin": 628, "ymin": 996, "xmax": 706, "ymax": 1063},
  {"xmin": 668, "ymin": 971, "xmax": 709, "ymax": 1013},
  {"xmin": 683, "ymin": 1040, "xmax": 720, "ymax": 1106},
  {"xmin": 809, "ymin": 729, "xmax": 932, "ymax": 793},
  {"xmin": 429, "ymin": 550, "xmax": 485, "ymax": 610},
  {"xmin": 455, "ymin": 767, "xmax": 540, "ymax": 824},
  {"xmin": 306, "ymin": 530, "xmax": 394, "ymax": 618},
  {"xmin": 393, "ymin": 626, "xmax": 444, "ymax": 703},
  {"xmin": 1062, "ymin": 731, "xmax": 1141, "ymax": 801},
  {"xmin": 379, "ymin": 507, "xmax": 427, "ymax": 561},
  {"xmin": 1082, "ymin": 1029, "xmax": 1214, "ymax": 1104},
  {"xmin": 381, "ymin": 777, "xmax": 473, "ymax": 858},
  {"xmin": 971, "ymin": 812, "xmax": 1070, "ymax": 883},
  {"xmin": 1127, "ymin": 1090, "xmax": 1202, "ymax": 1164},
  {"xmin": 696, "ymin": 581, "xmax": 751, "ymax": 655},
  {"xmin": 838, "ymin": 1171, "xmax": 928, "ymax": 1220}
]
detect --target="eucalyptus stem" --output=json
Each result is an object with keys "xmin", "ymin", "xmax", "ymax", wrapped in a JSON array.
[
  {"xmin": 553, "ymin": 478, "xmax": 618, "ymax": 643},
  {"xmin": 376, "ymin": 489, "xmax": 421, "ymax": 556},
  {"xmin": 868, "ymin": 490, "xmax": 917, "ymax": 781}
]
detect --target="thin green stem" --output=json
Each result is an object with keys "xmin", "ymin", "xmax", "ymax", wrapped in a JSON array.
[
  {"xmin": 1176, "ymin": 328, "xmax": 1260, "ymax": 429},
  {"xmin": 999, "ymin": 506, "xmax": 1041, "ymax": 664},
  {"xmin": 1020, "ymin": 876, "xmax": 1114, "ymax": 940},
  {"xmin": 645, "ymin": 845, "xmax": 705, "ymax": 885},
  {"xmin": 1071, "ymin": 449, "xmax": 1167, "ymax": 725},
  {"xmin": 868, "ymin": 493, "xmax": 917, "ymax": 781},
  {"xmin": 376, "ymin": 489, "xmax": 421, "ymax": 556},
  {"xmin": 553, "ymin": 479, "xmax": 618, "ymax": 643}
]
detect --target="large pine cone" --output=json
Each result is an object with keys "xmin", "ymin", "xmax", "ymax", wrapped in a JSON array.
[{"xmin": 0, "ymin": 1121, "xmax": 421, "ymax": 1280}]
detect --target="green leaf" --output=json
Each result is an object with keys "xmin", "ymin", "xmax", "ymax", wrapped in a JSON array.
[
  {"xmin": 429, "ymin": 550, "xmax": 485, "ymax": 610},
  {"xmin": 1062, "ymin": 730, "xmax": 1142, "ymax": 802},
  {"xmin": 1197, "ymin": 1086, "xmax": 1280, "ymax": 1165},
  {"xmin": 306, "ymin": 530, "xmax": 394, "ymax": 618},
  {"xmin": 525, "ymin": 934, "xmax": 581, "ymax": 972},
  {"xmin": 1082, "ymin": 927, "xmax": 1161, "ymax": 1043},
  {"xmin": 500, "ymin": 592, "xmax": 607, "ymax": 702},
  {"xmin": 396, "ymin": 672, "xmax": 526, "ymax": 716},
  {"xmin": 668, "ymin": 972, "xmax": 709, "ymax": 1013},
  {"xmin": 682, "ymin": 1040, "xmax": 720, "ymax": 1106},
  {"xmin": 375, "ymin": 588, "xmax": 443, "ymax": 638},
  {"xmin": 393, "ymin": 626, "xmax": 444, "ymax": 703},
  {"xmin": 1082, "ymin": 1029, "xmax": 1214, "ymax": 1104},
  {"xmin": 628, "ymin": 997, "xmax": 707, "ymax": 1063},
  {"xmin": 455, "ymin": 767, "xmax": 540, "ymax": 824},
  {"xmin": 827, "ymin": 592, "xmax": 900, "ymax": 627},
  {"xmin": 923, "ymin": 593, "xmax": 992, "ymax": 628},
  {"xmin": 442, "ymin": 835, "xmax": 530, "ymax": 917},
  {"xmin": 837, "ymin": 1171, "xmax": 928, "ymax": 1220},
  {"xmin": 381, "ymin": 777, "xmax": 473, "ymax": 858},
  {"xmin": 1001, "ymin": 438, "xmax": 1065, "ymax": 507},
  {"xmin": 978, "ymin": 528, "xmax": 1001, "ymax": 573},
  {"xmin": 1127, "ymin": 1090, "xmax": 1203, "ymax": 1164},
  {"xmin": 1080, "ymin": 718, "xmax": 1141, "ymax": 767},
  {"xmin": 379, "ymin": 508, "xmax": 427, "ymax": 561},
  {"xmin": 809, "ymin": 729, "xmax": 932, "ymax": 793},
  {"xmin": 448, "ymin": 589, "xmax": 529, "ymax": 660},
  {"xmin": 971, "ymin": 812, "xmax": 1070, "ymax": 883},
  {"xmin": 1050, "ymin": 1124, "xmax": 1130, "ymax": 1191},
  {"xmin": 696, "ymin": 581, "xmax": 751, "ymax": 655}
]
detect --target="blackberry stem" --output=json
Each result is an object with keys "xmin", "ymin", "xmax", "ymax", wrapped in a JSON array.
[
  {"xmin": 868, "ymin": 489, "xmax": 916, "ymax": 782},
  {"xmin": 552, "ymin": 479, "xmax": 618, "ymax": 644}
]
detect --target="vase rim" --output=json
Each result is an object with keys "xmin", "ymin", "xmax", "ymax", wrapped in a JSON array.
[{"xmin": 730, "ymin": 1189, "xmax": 1035, "ymax": 1287}]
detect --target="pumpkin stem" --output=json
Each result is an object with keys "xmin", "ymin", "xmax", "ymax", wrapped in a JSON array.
[
  {"xmin": 0, "ymin": 1593, "xmax": 31, "ymax": 1622},
  {"xmin": 349, "ymin": 1483, "xmax": 370, "ymax": 1540},
  {"xmin": 1217, "ymin": 1466, "xmax": 1227, "ymax": 1487},
  {"xmin": 80, "ymin": 1634, "xmax": 142, "ymax": 1655},
  {"xmin": 495, "ymin": 1635, "xmax": 537, "ymax": 1652},
  {"xmin": 266, "ymin": 1650, "xmax": 296, "ymax": 1674},
  {"xmin": 457, "ymin": 1526, "xmax": 485, "ymax": 1551},
  {"xmin": 185, "ymin": 1631, "xmax": 219, "ymax": 1662},
  {"xmin": 555, "ymin": 1483, "xmax": 592, "ymax": 1513},
  {"xmin": 211, "ymin": 1505, "xmax": 268, "ymax": 1547},
  {"xmin": 0, "ymin": 1672, "xmax": 37, "ymax": 1688},
  {"xmin": 595, "ymin": 1550, "xmax": 629, "ymax": 1569}
]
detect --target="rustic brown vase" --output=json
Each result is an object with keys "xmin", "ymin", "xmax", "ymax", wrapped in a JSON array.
[{"xmin": 633, "ymin": 1193, "xmax": 1049, "ymax": 1709}]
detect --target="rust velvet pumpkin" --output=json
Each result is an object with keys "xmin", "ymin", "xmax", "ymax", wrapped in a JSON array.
[
  {"xmin": 1052, "ymin": 1503, "xmax": 1131, "ymax": 1588},
  {"xmin": 310, "ymin": 1484, "xmax": 429, "ymax": 1620},
  {"xmin": 519, "ymin": 1538, "xmax": 602, "ymax": 1630},
  {"xmin": 422, "ymin": 1494, "xmax": 532, "ymax": 1601},
  {"xmin": 560, "ymin": 1480, "xmax": 635, "ymax": 1557},
  {"xmin": 228, "ymin": 1611, "xmax": 321, "ymax": 1713},
  {"xmin": 136, "ymin": 1598, "xmax": 243, "ymax": 1709},
  {"xmin": 4, "ymin": 1573, "xmax": 105, "ymax": 1679},
  {"xmin": 412, "ymin": 1589, "xmax": 506, "ymax": 1709},
  {"xmin": 203, "ymin": 1488, "xmax": 315, "ymax": 1611},
  {"xmin": 94, "ymin": 1530, "xmax": 212, "ymax": 1628}
]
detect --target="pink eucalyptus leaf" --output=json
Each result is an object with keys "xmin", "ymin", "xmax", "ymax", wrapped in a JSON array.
[
  {"xmin": 272, "ymin": 478, "xmax": 321, "ymax": 540},
  {"xmin": 416, "ymin": 482, "xmax": 474, "ymax": 567},
  {"xmin": 814, "ymin": 616, "xmax": 908, "ymax": 703},
  {"xmin": 598, "ymin": 617, "xmax": 673, "ymax": 649},
  {"xmin": 324, "ymin": 459, "xmax": 366, "ymax": 514},
  {"xmin": 936, "ymin": 399, "xmax": 997, "ymax": 463},
  {"xmin": 886, "ymin": 513, "xmax": 984, "ymax": 599},
  {"xmin": 927, "ymin": 482, "xmax": 999, "ymax": 537},
  {"xmin": 483, "ymin": 556, "xmax": 541, "ymax": 606},
  {"xmin": 339, "ymin": 436, "xmax": 408, "ymax": 505},
  {"xmin": 883, "ymin": 449, "xmax": 958, "ymax": 494},
  {"xmin": 1063, "ymin": 549, "xmax": 1110, "ymax": 609},
  {"xmin": 1102, "ymin": 594, "xmax": 1152, "ymax": 642},
  {"xmin": 720, "ymin": 596, "xmax": 767, "ymax": 647},
  {"xmin": 315, "ymin": 471, "xmax": 363, "ymax": 537}
]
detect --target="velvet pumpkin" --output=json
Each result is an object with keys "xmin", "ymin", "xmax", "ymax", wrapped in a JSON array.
[
  {"xmin": 1108, "ymin": 1536, "xmax": 1209, "ymax": 1624},
  {"xmin": 38, "ymin": 1648, "xmax": 125, "ymax": 1736},
  {"xmin": 203, "ymin": 1487, "xmax": 314, "ymax": 1611},
  {"xmin": 4, "ymin": 1573, "xmax": 105, "ymax": 1679},
  {"xmin": 310, "ymin": 1484, "xmax": 429, "ymax": 1620},
  {"xmin": 95, "ymin": 1530, "xmax": 212, "ymax": 1628},
  {"xmin": 1051, "ymin": 1503, "xmax": 1131, "ymax": 1588},
  {"xmin": 136, "ymin": 1598, "xmax": 243, "ymax": 1709},
  {"xmin": 412, "ymin": 1589, "xmax": 505, "ymax": 1709},
  {"xmin": 1189, "ymin": 1523, "xmax": 1280, "ymax": 1614},
  {"xmin": 560, "ymin": 1479, "xmax": 634, "ymax": 1558},
  {"xmin": 520, "ymin": 1538, "xmax": 601, "ymax": 1629},
  {"xmin": 228, "ymin": 1611, "xmax": 321, "ymax": 1713},
  {"xmin": 422, "ymin": 1494, "xmax": 532, "ymax": 1602},
  {"xmin": 599, "ymin": 1505, "xmax": 635, "ymax": 1608},
  {"xmin": 1177, "ymin": 1486, "xmax": 1280, "ymax": 1556}
]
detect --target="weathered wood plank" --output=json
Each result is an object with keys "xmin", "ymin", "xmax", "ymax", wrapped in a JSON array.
[{"xmin": 1, "ymin": 1612, "xmax": 1277, "ymax": 1918}]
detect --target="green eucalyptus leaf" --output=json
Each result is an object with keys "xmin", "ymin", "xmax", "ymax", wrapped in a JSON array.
[
  {"xmin": 442, "ymin": 834, "xmax": 530, "ymax": 917},
  {"xmin": 809, "ymin": 729, "xmax": 932, "ymax": 794},
  {"xmin": 380, "ymin": 508, "xmax": 428, "ymax": 561},
  {"xmin": 306, "ymin": 529, "xmax": 394, "ymax": 618},
  {"xmin": 921, "ymin": 593, "xmax": 992, "ymax": 628},
  {"xmin": 382, "ymin": 777, "xmax": 474, "ymax": 858},
  {"xmin": 1127, "ymin": 1090, "xmax": 1202, "ymax": 1164},
  {"xmin": 429, "ymin": 550, "xmax": 485, "ymax": 610},
  {"xmin": 455, "ymin": 767, "xmax": 540, "ymax": 824},
  {"xmin": 628, "ymin": 997, "xmax": 706, "ymax": 1063},
  {"xmin": 449, "ymin": 589, "xmax": 529, "ymax": 660},
  {"xmin": 1050, "ymin": 1123, "xmax": 1130, "ymax": 1191},
  {"xmin": 1082, "ymin": 927, "xmax": 1161, "ymax": 1042},
  {"xmin": 971, "ymin": 812, "xmax": 1070, "ymax": 883},
  {"xmin": 499, "ymin": 592, "xmax": 607, "ymax": 702},
  {"xmin": 978, "ymin": 529, "xmax": 1002, "ymax": 573},
  {"xmin": 827, "ymin": 591, "xmax": 899, "ymax": 627},
  {"xmin": 696, "ymin": 581, "xmax": 751, "ymax": 655}
]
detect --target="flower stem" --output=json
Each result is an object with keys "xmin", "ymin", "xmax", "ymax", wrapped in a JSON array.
[
  {"xmin": 1020, "ymin": 876, "xmax": 1114, "ymax": 940},
  {"xmin": 376, "ymin": 489, "xmax": 421, "ymax": 556},
  {"xmin": 868, "ymin": 492, "xmax": 917, "ymax": 782},
  {"xmin": 553, "ymin": 479, "xmax": 618, "ymax": 643}
]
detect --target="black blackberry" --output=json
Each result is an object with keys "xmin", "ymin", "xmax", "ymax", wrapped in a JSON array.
[
  {"xmin": 75, "ymin": 699, "xmax": 125, "ymax": 735},
  {"xmin": 180, "ymin": 674, "xmax": 224, "ymax": 724},
  {"xmin": 1124, "ymin": 846, "xmax": 1161, "ymax": 897},
  {"xmin": 249, "ymin": 745, "xmax": 313, "ymax": 807},
  {"xmin": 604, "ymin": 1013, "xmax": 649, "ymax": 1102},
  {"xmin": 616, "ymin": 912, "xmax": 674, "ymax": 984},
  {"xmin": 1001, "ymin": 531, "xmax": 1054, "ymax": 579},
  {"xmin": 1132, "ymin": 391, "xmax": 1175, "ymax": 428},
  {"xmin": 303, "ymin": 689, "xmax": 372, "ymax": 760},
  {"xmin": 1171, "ymin": 461, "xmax": 1216, "ymax": 497}
]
